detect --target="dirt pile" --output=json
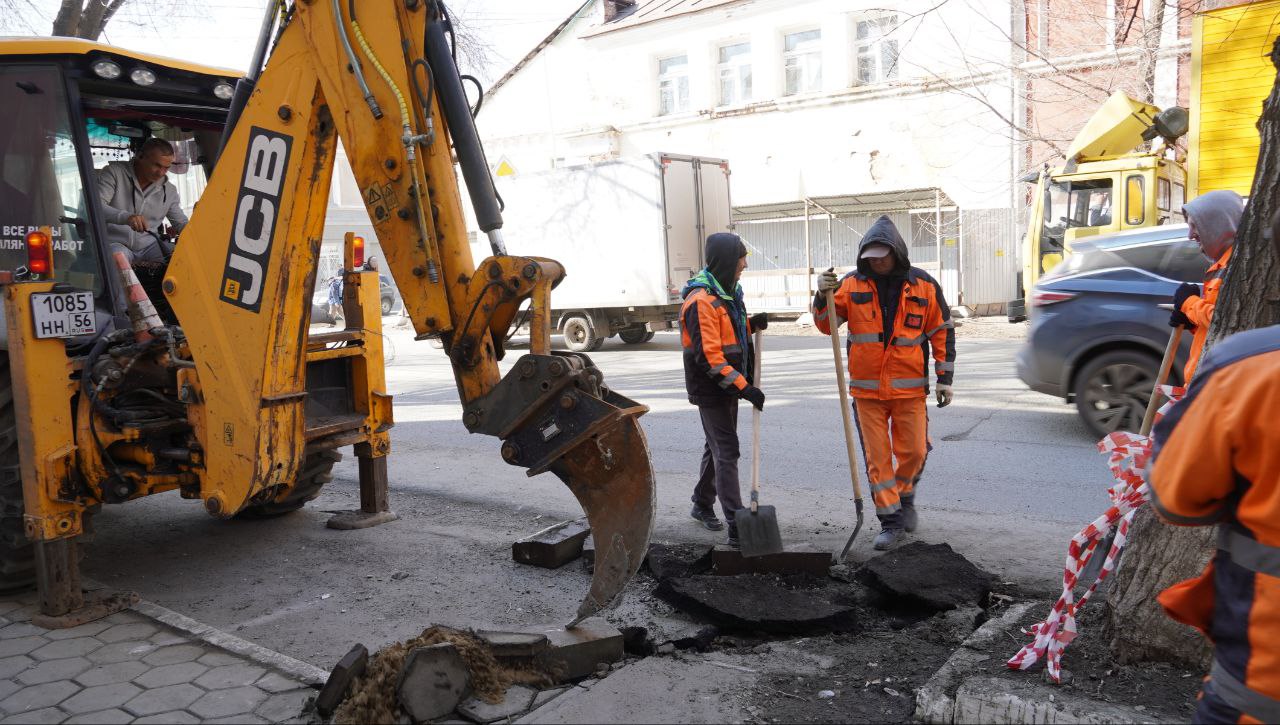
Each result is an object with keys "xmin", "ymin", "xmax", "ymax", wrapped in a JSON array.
[
  {"xmin": 333, "ymin": 626, "xmax": 551, "ymax": 724},
  {"xmin": 857, "ymin": 541, "xmax": 995, "ymax": 611},
  {"xmin": 644, "ymin": 542, "xmax": 713, "ymax": 579}
]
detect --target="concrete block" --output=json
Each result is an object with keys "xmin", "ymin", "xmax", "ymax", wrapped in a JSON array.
[
  {"xmin": 476, "ymin": 631, "xmax": 549, "ymax": 660},
  {"xmin": 458, "ymin": 685, "xmax": 537, "ymax": 723},
  {"xmin": 315, "ymin": 643, "xmax": 367, "ymax": 716},
  {"xmin": 535, "ymin": 618, "xmax": 623, "ymax": 682},
  {"xmin": 710, "ymin": 543, "xmax": 832, "ymax": 577},
  {"xmin": 512, "ymin": 519, "xmax": 591, "ymax": 569},
  {"xmin": 396, "ymin": 643, "xmax": 471, "ymax": 723}
]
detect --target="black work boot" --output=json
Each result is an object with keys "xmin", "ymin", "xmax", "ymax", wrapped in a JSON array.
[
  {"xmin": 690, "ymin": 505, "xmax": 724, "ymax": 531},
  {"xmin": 726, "ymin": 522, "xmax": 740, "ymax": 548},
  {"xmin": 901, "ymin": 496, "xmax": 919, "ymax": 533},
  {"xmin": 873, "ymin": 528, "xmax": 901, "ymax": 551}
]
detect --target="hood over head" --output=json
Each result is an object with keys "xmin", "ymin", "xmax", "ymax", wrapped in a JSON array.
[
  {"xmin": 1184, "ymin": 190, "xmax": 1244, "ymax": 261},
  {"xmin": 856, "ymin": 215, "xmax": 910, "ymax": 277},
  {"xmin": 705, "ymin": 232, "xmax": 747, "ymax": 292}
]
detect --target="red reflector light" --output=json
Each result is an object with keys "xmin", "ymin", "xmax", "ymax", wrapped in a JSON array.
[
  {"xmin": 351, "ymin": 236, "xmax": 365, "ymax": 269},
  {"xmin": 26, "ymin": 231, "xmax": 52, "ymax": 275},
  {"xmin": 1030, "ymin": 290, "xmax": 1077, "ymax": 307}
]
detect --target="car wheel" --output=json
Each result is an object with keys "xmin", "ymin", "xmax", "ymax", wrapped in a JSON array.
[
  {"xmin": 1072, "ymin": 350, "xmax": 1159, "ymax": 439},
  {"xmin": 561, "ymin": 316, "xmax": 598, "ymax": 353},
  {"xmin": 381, "ymin": 296, "xmax": 393, "ymax": 315},
  {"xmin": 619, "ymin": 326, "xmax": 654, "ymax": 345}
]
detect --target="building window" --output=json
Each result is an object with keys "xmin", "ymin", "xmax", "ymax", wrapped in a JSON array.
[
  {"xmin": 855, "ymin": 16, "xmax": 899, "ymax": 84},
  {"xmin": 783, "ymin": 29, "xmax": 822, "ymax": 95},
  {"xmin": 658, "ymin": 55, "xmax": 689, "ymax": 116},
  {"xmin": 717, "ymin": 42, "xmax": 752, "ymax": 106}
]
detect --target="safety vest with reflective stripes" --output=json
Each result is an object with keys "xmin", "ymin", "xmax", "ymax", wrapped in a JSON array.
[
  {"xmin": 1150, "ymin": 325, "xmax": 1280, "ymax": 721},
  {"xmin": 1181, "ymin": 245, "xmax": 1232, "ymax": 382},
  {"xmin": 812, "ymin": 268, "xmax": 955, "ymax": 400},
  {"xmin": 680, "ymin": 285, "xmax": 758, "ymax": 406}
]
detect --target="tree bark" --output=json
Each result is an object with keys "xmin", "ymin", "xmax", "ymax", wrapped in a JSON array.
[
  {"xmin": 1108, "ymin": 36, "xmax": 1280, "ymax": 665},
  {"xmin": 50, "ymin": 0, "xmax": 84, "ymax": 37}
]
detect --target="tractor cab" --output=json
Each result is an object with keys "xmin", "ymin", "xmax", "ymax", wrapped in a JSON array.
[{"xmin": 0, "ymin": 38, "xmax": 235, "ymax": 330}]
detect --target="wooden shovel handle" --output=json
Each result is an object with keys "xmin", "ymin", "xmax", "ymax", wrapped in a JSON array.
[
  {"xmin": 825, "ymin": 289, "xmax": 865, "ymax": 503},
  {"xmin": 1139, "ymin": 325, "xmax": 1184, "ymax": 437},
  {"xmin": 750, "ymin": 330, "xmax": 762, "ymax": 512}
]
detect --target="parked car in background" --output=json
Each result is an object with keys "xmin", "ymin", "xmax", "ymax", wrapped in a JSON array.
[
  {"xmin": 311, "ymin": 274, "xmax": 400, "ymax": 324},
  {"xmin": 1015, "ymin": 224, "xmax": 1206, "ymax": 438}
]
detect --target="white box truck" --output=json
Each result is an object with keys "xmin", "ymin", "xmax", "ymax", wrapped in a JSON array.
[{"xmin": 475, "ymin": 153, "xmax": 733, "ymax": 351}]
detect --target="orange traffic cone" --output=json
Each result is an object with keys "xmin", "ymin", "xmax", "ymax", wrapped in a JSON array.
[{"xmin": 113, "ymin": 252, "xmax": 165, "ymax": 343}]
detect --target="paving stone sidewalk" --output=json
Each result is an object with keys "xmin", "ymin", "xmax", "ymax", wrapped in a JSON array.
[{"xmin": 0, "ymin": 594, "xmax": 318, "ymax": 724}]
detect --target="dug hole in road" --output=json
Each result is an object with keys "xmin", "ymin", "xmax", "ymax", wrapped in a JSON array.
[{"xmin": 79, "ymin": 323, "xmax": 1122, "ymax": 722}]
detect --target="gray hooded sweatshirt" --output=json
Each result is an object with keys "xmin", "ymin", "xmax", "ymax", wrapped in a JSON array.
[
  {"xmin": 1183, "ymin": 189, "xmax": 1244, "ymax": 262},
  {"xmin": 96, "ymin": 160, "xmax": 189, "ymax": 254}
]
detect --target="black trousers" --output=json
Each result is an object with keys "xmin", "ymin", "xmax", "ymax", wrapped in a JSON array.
[{"xmin": 691, "ymin": 398, "xmax": 744, "ymax": 525}]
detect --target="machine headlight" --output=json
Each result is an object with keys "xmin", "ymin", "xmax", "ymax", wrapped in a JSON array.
[
  {"xmin": 129, "ymin": 67, "xmax": 157, "ymax": 86},
  {"xmin": 213, "ymin": 81, "xmax": 235, "ymax": 101},
  {"xmin": 91, "ymin": 59, "xmax": 122, "ymax": 79}
]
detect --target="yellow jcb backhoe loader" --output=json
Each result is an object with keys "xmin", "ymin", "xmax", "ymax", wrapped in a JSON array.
[{"xmin": 0, "ymin": 0, "xmax": 654, "ymax": 627}]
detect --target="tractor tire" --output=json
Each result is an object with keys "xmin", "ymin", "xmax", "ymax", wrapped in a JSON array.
[
  {"xmin": 237, "ymin": 449, "xmax": 342, "ymax": 519},
  {"xmin": 0, "ymin": 355, "xmax": 35, "ymax": 592},
  {"xmin": 561, "ymin": 316, "xmax": 599, "ymax": 353},
  {"xmin": 619, "ymin": 327, "xmax": 655, "ymax": 345}
]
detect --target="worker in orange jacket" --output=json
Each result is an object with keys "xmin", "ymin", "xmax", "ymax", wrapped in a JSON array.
[
  {"xmin": 1168, "ymin": 190, "xmax": 1244, "ymax": 381},
  {"xmin": 1148, "ymin": 209, "xmax": 1280, "ymax": 723},
  {"xmin": 813, "ymin": 215, "xmax": 956, "ymax": 551},
  {"xmin": 681, "ymin": 232, "xmax": 768, "ymax": 548}
]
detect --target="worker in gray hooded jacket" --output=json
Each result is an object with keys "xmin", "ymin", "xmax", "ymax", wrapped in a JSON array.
[{"xmin": 96, "ymin": 138, "xmax": 189, "ymax": 264}]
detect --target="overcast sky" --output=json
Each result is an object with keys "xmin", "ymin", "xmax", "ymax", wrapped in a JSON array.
[{"xmin": 4, "ymin": 0, "xmax": 583, "ymax": 84}]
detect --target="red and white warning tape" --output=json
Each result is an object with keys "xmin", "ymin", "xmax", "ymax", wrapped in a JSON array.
[{"xmin": 1006, "ymin": 385, "xmax": 1184, "ymax": 682}]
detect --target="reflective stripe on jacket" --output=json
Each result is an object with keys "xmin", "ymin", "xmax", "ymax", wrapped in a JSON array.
[
  {"xmin": 1150, "ymin": 325, "xmax": 1280, "ymax": 720},
  {"xmin": 811, "ymin": 268, "xmax": 955, "ymax": 399},
  {"xmin": 1182, "ymin": 245, "xmax": 1233, "ymax": 382},
  {"xmin": 680, "ymin": 283, "xmax": 757, "ymax": 406}
]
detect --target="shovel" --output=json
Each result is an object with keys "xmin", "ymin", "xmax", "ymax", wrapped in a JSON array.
[
  {"xmin": 734, "ymin": 330, "xmax": 784, "ymax": 557},
  {"xmin": 825, "ymin": 289, "xmax": 868, "ymax": 561}
]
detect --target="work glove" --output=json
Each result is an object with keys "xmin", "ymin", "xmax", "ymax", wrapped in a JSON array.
[
  {"xmin": 749, "ymin": 312, "xmax": 769, "ymax": 331},
  {"xmin": 936, "ymin": 384, "xmax": 953, "ymax": 408},
  {"xmin": 817, "ymin": 267, "xmax": 840, "ymax": 293},
  {"xmin": 1169, "ymin": 282, "xmax": 1201, "ymax": 329},
  {"xmin": 740, "ymin": 385, "xmax": 766, "ymax": 412}
]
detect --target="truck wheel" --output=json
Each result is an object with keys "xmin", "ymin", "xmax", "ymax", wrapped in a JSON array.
[
  {"xmin": 381, "ymin": 296, "xmax": 393, "ymax": 315},
  {"xmin": 237, "ymin": 449, "xmax": 342, "ymax": 518},
  {"xmin": 619, "ymin": 327, "xmax": 655, "ymax": 345},
  {"xmin": 561, "ymin": 316, "xmax": 599, "ymax": 353},
  {"xmin": 0, "ymin": 355, "xmax": 35, "ymax": 592},
  {"xmin": 1073, "ymin": 350, "xmax": 1158, "ymax": 439}
]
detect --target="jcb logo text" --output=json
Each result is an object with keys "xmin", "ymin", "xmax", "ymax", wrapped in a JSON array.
[{"xmin": 220, "ymin": 127, "xmax": 292, "ymax": 312}]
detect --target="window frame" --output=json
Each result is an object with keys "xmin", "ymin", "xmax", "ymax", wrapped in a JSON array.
[
  {"xmin": 782, "ymin": 28, "xmax": 822, "ymax": 96},
  {"xmin": 657, "ymin": 54, "xmax": 690, "ymax": 116},
  {"xmin": 716, "ymin": 41, "xmax": 753, "ymax": 107},
  {"xmin": 1125, "ymin": 175, "xmax": 1145, "ymax": 225},
  {"xmin": 854, "ymin": 15, "xmax": 900, "ymax": 85}
]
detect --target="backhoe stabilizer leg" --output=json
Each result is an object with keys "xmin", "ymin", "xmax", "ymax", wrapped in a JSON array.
[{"xmin": 464, "ymin": 352, "xmax": 656, "ymax": 624}]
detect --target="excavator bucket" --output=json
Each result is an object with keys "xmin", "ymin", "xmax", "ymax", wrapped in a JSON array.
[
  {"xmin": 464, "ymin": 352, "xmax": 655, "ymax": 624},
  {"xmin": 549, "ymin": 412, "xmax": 655, "ymax": 624}
]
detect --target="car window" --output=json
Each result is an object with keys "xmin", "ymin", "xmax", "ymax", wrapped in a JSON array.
[
  {"xmin": 1046, "ymin": 237, "xmax": 1206, "ymax": 282},
  {"xmin": 1157, "ymin": 241, "xmax": 1210, "ymax": 282}
]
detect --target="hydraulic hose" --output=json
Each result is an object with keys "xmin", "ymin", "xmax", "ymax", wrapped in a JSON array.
[
  {"xmin": 425, "ymin": 1, "xmax": 506, "ymax": 255},
  {"xmin": 331, "ymin": 0, "xmax": 382, "ymax": 119}
]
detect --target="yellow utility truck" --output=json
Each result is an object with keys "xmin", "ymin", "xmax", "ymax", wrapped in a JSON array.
[
  {"xmin": 1009, "ymin": 0, "xmax": 1277, "ymax": 320},
  {"xmin": 0, "ymin": 0, "xmax": 654, "ymax": 627}
]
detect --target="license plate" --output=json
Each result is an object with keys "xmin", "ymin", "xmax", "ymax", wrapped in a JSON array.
[{"xmin": 31, "ymin": 291, "xmax": 96, "ymax": 339}]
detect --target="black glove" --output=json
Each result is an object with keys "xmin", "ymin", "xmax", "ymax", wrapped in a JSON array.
[
  {"xmin": 1169, "ymin": 282, "xmax": 1201, "ymax": 329},
  {"xmin": 750, "ymin": 312, "xmax": 768, "ymax": 331},
  {"xmin": 740, "ymin": 385, "xmax": 765, "ymax": 411}
]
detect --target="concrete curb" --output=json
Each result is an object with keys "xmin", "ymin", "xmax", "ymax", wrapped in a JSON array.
[
  {"xmin": 132, "ymin": 599, "xmax": 329, "ymax": 687},
  {"xmin": 914, "ymin": 602, "xmax": 1156, "ymax": 724}
]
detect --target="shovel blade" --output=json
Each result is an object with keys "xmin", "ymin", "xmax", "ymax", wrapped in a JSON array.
[
  {"xmin": 549, "ymin": 413, "xmax": 656, "ymax": 625},
  {"xmin": 734, "ymin": 505, "xmax": 784, "ymax": 558}
]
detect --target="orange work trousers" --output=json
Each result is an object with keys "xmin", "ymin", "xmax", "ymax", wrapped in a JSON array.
[{"xmin": 852, "ymin": 396, "xmax": 929, "ymax": 526}]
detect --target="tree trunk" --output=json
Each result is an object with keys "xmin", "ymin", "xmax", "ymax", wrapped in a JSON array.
[
  {"xmin": 1108, "ymin": 36, "xmax": 1280, "ymax": 665},
  {"xmin": 50, "ymin": 0, "xmax": 83, "ymax": 37}
]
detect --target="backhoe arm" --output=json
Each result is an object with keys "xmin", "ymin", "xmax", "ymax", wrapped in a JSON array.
[{"xmin": 164, "ymin": 0, "xmax": 654, "ymax": 622}]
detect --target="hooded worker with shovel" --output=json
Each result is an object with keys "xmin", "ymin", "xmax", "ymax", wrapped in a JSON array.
[
  {"xmin": 814, "ymin": 215, "xmax": 956, "ymax": 551},
  {"xmin": 681, "ymin": 232, "xmax": 769, "ymax": 548}
]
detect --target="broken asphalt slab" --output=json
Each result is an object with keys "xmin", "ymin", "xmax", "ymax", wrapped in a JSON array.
[
  {"xmin": 858, "ymin": 541, "xmax": 995, "ymax": 612},
  {"xmin": 459, "ymin": 684, "xmax": 538, "ymax": 724},
  {"xmin": 645, "ymin": 542, "xmax": 713, "ymax": 580},
  {"xmin": 512, "ymin": 518, "xmax": 592, "ymax": 569},
  {"xmin": 711, "ymin": 543, "xmax": 832, "ymax": 576},
  {"xmin": 655, "ymin": 574, "xmax": 858, "ymax": 634}
]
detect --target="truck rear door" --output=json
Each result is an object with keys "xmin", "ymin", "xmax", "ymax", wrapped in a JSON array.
[{"xmin": 660, "ymin": 156, "xmax": 703, "ymax": 299}]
